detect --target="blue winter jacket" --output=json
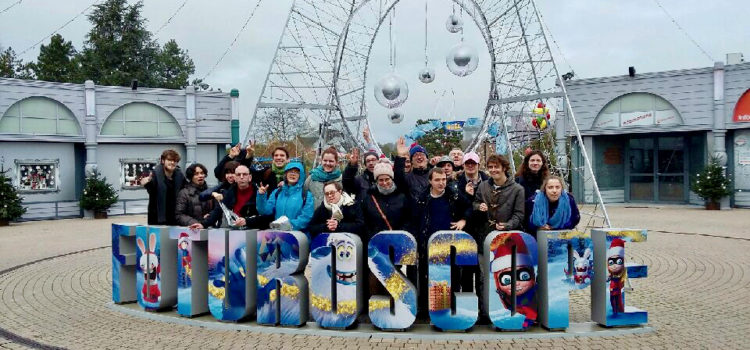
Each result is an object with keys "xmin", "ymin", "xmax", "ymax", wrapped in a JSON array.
[{"xmin": 256, "ymin": 162, "xmax": 315, "ymax": 231}]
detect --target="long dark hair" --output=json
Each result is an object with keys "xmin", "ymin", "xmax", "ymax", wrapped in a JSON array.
[{"xmin": 515, "ymin": 150, "xmax": 549, "ymax": 180}]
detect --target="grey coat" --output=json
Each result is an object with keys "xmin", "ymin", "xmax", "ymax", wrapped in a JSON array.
[
  {"xmin": 473, "ymin": 176, "xmax": 525, "ymax": 239},
  {"xmin": 175, "ymin": 183, "xmax": 211, "ymax": 226}
]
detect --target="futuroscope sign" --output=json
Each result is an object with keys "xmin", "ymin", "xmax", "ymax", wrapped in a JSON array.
[{"xmin": 111, "ymin": 224, "xmax": 648, "ymax": 332}]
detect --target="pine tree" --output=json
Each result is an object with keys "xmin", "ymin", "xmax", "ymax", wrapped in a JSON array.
[
  {"xmin": 80, "ymin": 170, "xmax": 119, "ymax": 212},
  {"xmin": 414, "ymin": 119, "xmax": 462, "ymax": 156},
  {"xmin": 0, "ymin": 165, "xmax": 26, "ymax": 224},
  {"xmin": 691, "ymin": 158, "xmax": 732, "ymax": 202},
  {"xmin": 29, "ymin": 34, "xmax": 79, "ymax": 83}
]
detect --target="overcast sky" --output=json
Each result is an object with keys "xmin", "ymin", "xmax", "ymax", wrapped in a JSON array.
[{"xmin": 1, "ymin": 0, "xmax": 748, "ymax": 144}]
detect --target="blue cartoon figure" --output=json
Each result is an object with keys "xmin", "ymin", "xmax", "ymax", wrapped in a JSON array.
[{"xmin": 310, "ymin": 233, "xmax": 358, "ymax": 327}]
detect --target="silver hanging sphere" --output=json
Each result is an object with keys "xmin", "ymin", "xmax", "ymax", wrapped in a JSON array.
[
  {"xmin": 446, "ymin": 42, "xmax": 479, "ymax": 77},
  {"xmin": 374, "ymin": 73, "xmax": 409, "ymax": 108},
  {"xmin": 418, "ymin": 66, "xmax": 435, "ymax": 84},
  {"xmin": 446, "ymin": 14, "xmax": 463, "ymax": 33},
  {"xmin": 388, "ymin": 109, "xmax": 404, "ymax": 124}
]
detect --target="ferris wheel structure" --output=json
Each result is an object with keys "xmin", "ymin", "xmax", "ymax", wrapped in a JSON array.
[{"xmin": 246, "ymin": 0, "xmax": 612, "ymax": 228}]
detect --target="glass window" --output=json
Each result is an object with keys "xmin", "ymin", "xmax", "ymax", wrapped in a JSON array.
[
  {"xmin": 101, "ymin": 102, "xmax": 182, "ymax": 137},
  {"xmin": 0, "ymin": 97, "xmax": 81, "ymax": 136},
  {"xmin": 593, "ymin": 93, "xmax": 683, "ymax": 129},
  {"xmin": 120, "ymin": 159, "xmax": 157, "ymax": 189},
  {"xmin": 594, "ymin": 137, "xmax": 625, "ymax": 189},
  {"xmin": 15, "ymin": 160, "xmax": 60, "ymax": 192}
]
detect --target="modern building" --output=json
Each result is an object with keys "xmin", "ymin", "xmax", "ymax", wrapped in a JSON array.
[
  {"xmin": 0, "ymin": 78, "xmax": 238, "ymax": 220},
  {"xmin": 565, "ymin": 58, "xmax": 750, "ymax": 207}
]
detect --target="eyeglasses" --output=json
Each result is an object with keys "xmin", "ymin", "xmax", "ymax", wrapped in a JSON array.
[{"xmin": 324, "ymin": 191, "xmax": 339, "ymax": 196}]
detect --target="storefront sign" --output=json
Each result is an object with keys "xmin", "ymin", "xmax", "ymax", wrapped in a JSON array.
[
  {"xmin": 620, "ymin": 111, "xmax": 654, "ymax": 127},
  {"xmin": 112, "ymin": 225, "xmax": 649, "ymax": 331}
]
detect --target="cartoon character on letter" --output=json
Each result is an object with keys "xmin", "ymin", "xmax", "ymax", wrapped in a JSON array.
[
  {"xmin": 490, "ymin": 232, "xmax": 537, "ymax": 327},
  {"xmin": 607, "ymin": 238, "xmax": 626, "ymax": 315},
  {"xmin": 310, "ymin": 233, "xmax": 358, "ymax": 327},
  {"xmin": 572, "ymin": 248, "xmax": 592, "ymax": 286},
  {"xmin": 178, "ymin": 232, "xmax": 192, "ymax": 284},
  {"xmin": 137, "ymin": 233, "xmax": 160, "ymax": 303}
]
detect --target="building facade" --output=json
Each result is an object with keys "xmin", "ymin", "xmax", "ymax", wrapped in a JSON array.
[
  {"xmin": 0, "ymin": 78, "xmax": 237, "ymax": 220},
  {"xmin": 565, "ymin": 61, "xmax": 750, "ymax": 207}
]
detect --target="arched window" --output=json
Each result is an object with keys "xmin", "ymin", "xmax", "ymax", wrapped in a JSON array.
[
  {"xmin": 733, "ymin": 89, "xmax": 750, "ymax": 122},
  {"xmin": 0, "ymin": 97, "xmax": 82, "ymax": 135},
  {"xmin": 101, "ymin": 102, "xmax": 182, "ymax": 137},
  {"xmin": 593, "ymin": 93, "xmax": 683, "ymax": 128}
]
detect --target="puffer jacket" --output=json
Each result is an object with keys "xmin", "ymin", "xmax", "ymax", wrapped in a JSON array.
[
  {"xmin": 257, "ymin": 162, "xmax": 315, "ymax": 231},
  {"xmin": 393, "ymin": 156, "xmax": 430, "ymax": 201},
  {"xmin": 473, "ymin": 176, "xmax": 525, "ymax": 241},
  {"xmin": 175, "ymin": 182, "xmax": 211, "ymax": 226}
]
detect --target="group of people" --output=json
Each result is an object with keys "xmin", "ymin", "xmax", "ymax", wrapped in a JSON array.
[{"xmin": 142, "ymin": 134, "xmax": 580, "ymax": 321}]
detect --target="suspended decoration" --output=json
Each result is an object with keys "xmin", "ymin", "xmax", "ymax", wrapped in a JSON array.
[
  {"xmin": 388, "ymin": 109, "xmax": 404, "ymax": 124},
  {"xmin": 374, "ymin": 73, "xmax": 409, "ymax": 108},
  {"xmin": 446, "ymin": 2, "xmax": 463, "ymax": 33},
  {"xmin": 375, "ymin": 6, "xmax": 409, "ymax": 108},
  {"xmin": 446, "ymin": 42, "xmax": 479, "ymax": 77},
  {"xmin": 418, "ymin": 67, "xmax": 435, "ymax": 84},
  {"xmin": 419, "ymin": 1, "xmax": 435, "ymax": 84},
  {"xmin": 531, "ymin": 102, "xmax": 551, "ymax": 130}
]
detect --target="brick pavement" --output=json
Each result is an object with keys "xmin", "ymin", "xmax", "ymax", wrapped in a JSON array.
[{"xmin": 0, "ymin": 207, "xmax": 749, "ymax": 349}]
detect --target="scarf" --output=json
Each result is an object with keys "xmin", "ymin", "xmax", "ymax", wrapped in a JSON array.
[
  {"xmin": 310, "ymin": 166, "xmax": 342, "ymax": 182},
  {"xmin": 271, "ymin": 164, "xmax": 286, "ymax": 183},
  {"xmin": 323, "ymin": 192, "xmax": 355, "ymax": 220},
  {"xmin": 377, "ymin": 183, "xmax": 397, "ymax": 195},
  {"xmin": 531, "ymin": 190, "xmax": 571, "ymax": 229}
]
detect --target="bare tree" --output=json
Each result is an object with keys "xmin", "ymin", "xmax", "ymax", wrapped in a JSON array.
[{"xmin": 253, "ymin": 108, "xmax": 313, "ymax": 143}]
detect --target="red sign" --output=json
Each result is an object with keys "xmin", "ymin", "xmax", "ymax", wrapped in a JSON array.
[{"xmin": 734, "ymin": 90, "xmax": 750, "ymax": 122}]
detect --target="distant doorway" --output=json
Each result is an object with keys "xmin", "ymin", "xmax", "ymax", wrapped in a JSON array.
[{"xmin": 626, "ymin": 136, "xmax": 688, "ymax": 202}]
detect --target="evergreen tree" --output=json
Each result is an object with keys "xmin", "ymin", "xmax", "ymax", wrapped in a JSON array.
[
  {"xmin": 80, "ymin": 170, "xmax": 119, "ymax": 212},
  {"xmin": 0, "ymin": 165, "xmax": 26, "ymax": 224},
  {"xmin": 155, "ymin": 39, "xmax": 195, "ymax": 89},
  {"xmin": 0, "ymin": 47, "xmax": 33, "ymax": 79},
  {"xmin": 28, "ymin": 34, "xmax": 79, "ymax": 82},
  {"xmin": 691, "ymin": 158, "xmax": 732, "ymax": 203},
  {"xmin": 414, "ymin": 119, "xmax": 462, "ymax": 156}
]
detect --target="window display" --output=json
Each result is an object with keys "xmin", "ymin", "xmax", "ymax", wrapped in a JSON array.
[
  {"xmin": 121, "ymin": 160, "xmax": 156, "ymax": 188},
  {"xmin": 16, "ymin": 160, "xmax": 59, "ymax": 192}
]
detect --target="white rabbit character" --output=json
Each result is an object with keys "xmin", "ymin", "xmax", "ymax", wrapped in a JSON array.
[
  {"xmin": 137, "ymin": 233, "xmax": 161, "ymax": 303},
  {"xmin": 572, "ymin": 248, "xmax": 592, "ymax": 285}
]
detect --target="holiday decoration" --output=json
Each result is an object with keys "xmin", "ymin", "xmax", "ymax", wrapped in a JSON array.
[
  {"xmin": 690, "ymin": 158, "xmax": 732, "ymax": 209},
  {"xmin": 531, "ymin": 102, "xmax": 551, "ymax": 130},
  {"xmin": 388, "ymin": 109, "xmax": 404, "ymax": 124},
  {"xmin": 446, "ymin": 42, "xmax": 479, "ymax": 77},
  {"xmin": 79, "ymin": 170, "xmax": 119, "ymax": 216},
  {"xmin": 418, "ymin": 66, "xmax": 435, "ymax": 84},
  {"xmin": 0, "ymin": 165, "xmax": 26, "ymax": 225},
  {"xmin": 374, "ymin": 73, "xmax": 409, "ymax": 108},
  {"xmin": 445, "ymin": 14, "xmax": 463, "ymax": 33}
]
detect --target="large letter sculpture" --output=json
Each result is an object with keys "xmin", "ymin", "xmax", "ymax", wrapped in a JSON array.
[
  {"xmin": 208, "ymin": 228, "xmax": 257, "ymax": 321},
  {"xmin": 537, "ymin": 230, "xmax": 593, "ymax": 330},
  {"xmin": 136, "ymin": 226, "xmax": 176, "ymax": 310},
  {"xmin": 427, "ymin": 231, "xmax": 478, "ymax": 331},
  {"xmin": 112, "ymin": 223, "xmax": 137, "ymax": 304},
  {"xmin": 592, "ymin": 228, "xmax": 648, "ymax": 327},
  {"xmin": 256, "ymin": 230, "xmax": 309, "ymax": 326},
  {"xmin": 170, "ymin": 227, "xmax": 209, "ymax": 317},
  {"xmin": 484, "ymin": 231, "xmax": 538, "ymax": 331},
  {"xmin": 310, "ymin": 233, "xmax": 363, "ymax": 329},
  {"xmin": 368, "ymin": 231, "xmax": 418, "ymax": 330}
]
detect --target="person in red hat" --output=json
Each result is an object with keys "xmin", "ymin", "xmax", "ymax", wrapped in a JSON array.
[
  {"xmin": 177, "ymin": 232, "xmax": 192, "ymax": 286},
  {"xmin": 607, "ymin": 238, "xmax": 627, "ymax": 315},
  {"xmin": 489, "ymin": 232, "xmax": 537, "ymax": 327}
]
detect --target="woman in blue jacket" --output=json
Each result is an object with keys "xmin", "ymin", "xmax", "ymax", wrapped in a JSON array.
[{"xmin": 256, "ymin": 162, "xmax": 315, "ymax": 232}]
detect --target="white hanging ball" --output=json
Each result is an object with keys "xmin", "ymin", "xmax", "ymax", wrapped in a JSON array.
[
  {"xmin": 374, "ymin": 73, "xmax": 409, "ymax": 108},
  {"xmin": 388, "ymin": 109, "xmax": 404, "ymax": 124},
  {"xmin": 446, "ymin": 42, "xmax": 479, "ymax": 77},
  {"xmin": 418, "ymin": 66, "xmax": 435, "ymax": 84},
  {"xmin": 446, "ymin": 14, "xmax": 463, "ymax": 33}
]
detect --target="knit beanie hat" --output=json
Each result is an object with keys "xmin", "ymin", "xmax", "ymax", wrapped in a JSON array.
[
  {"xmin": 373, "ymin": 159, "xmax": 394, "ymax": 179},
  {"xmin": 409, "ymin": 143, "xmax": 428, "ymax": 160}
]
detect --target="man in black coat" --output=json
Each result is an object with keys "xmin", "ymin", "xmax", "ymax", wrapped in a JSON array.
[
  {"xmin": 213, "ymin": 143, "xmax": 289, "ymax": 195},
  {"xmin": 142, "ymin": 149, "xmax": 186, "ymax": 225},
  {"xmin": 393, "ymin": 136, "xmax": 431, "ymax": 201},
  {"xmin": 203, "ymin": 165, "xmax": 271, "ymax": 229},
  {"xmin": 342, "ymin": 147, "xmax": 379, "ymax": 199}
]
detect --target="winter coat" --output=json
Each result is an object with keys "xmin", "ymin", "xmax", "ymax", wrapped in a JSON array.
[
  {"xmin": 343, "ymin": 164, "xmax": 375, "ymax": 199},
  {"xmin": 203, "ymin": 183, "xmax": 270, "ymax": 228},
  {"xmin": 393, "ymin": 156, "xmax": 430, "ymax": 201},
  {"xmin": 360, "ymin": 186, "xmax": 412, "ymax": 240},
  {"xmin": 516, "ymin": 175, "xmax": 544, "ymax": 202},
  {"xmin": 199, "ymin": 181, "xmax": 231, "ymax": 202},
  {"xmin": 213, "ymin": 150, "xmax": 253, "ymax": 180},
  {"xmin": 257, "ymin": 162, "xmax": 315, "ymax": 231},
  {"xmin": 456, "ymin": 171, "xmax": 489, "ymax": 202},
  {"xmin": 308, "ymin": 199, "xmax": 364, "ymax": 237},
  {"xmin": 524, "ymin": 192, "xmax": 581, "ymax": 236},
  {"xmin": 473, "ymin": 177, "xmax": 525, "ymax": 241},
  {"xmin": 175, "ymin": 183, "xmax": 211, "ymax": 226},
  {"xmin": 455, "ymin": 171, "xmax": 490, "ymax": 239},
  {"xmin": 412, "ymin": 186, "xmax": 472, "ymax": 252},
  {"xmin": 144, "ymin": 164, "xmax": 186, "ymax": 225},
  {"xmin": 304, "ymin": 172, "xmax": 343, "ymax": 210}
]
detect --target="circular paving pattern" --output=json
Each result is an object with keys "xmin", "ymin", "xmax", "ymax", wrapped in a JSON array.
[{"xmin": 0, "ymin": 231, "xmax": 749, "ymax": 349}]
